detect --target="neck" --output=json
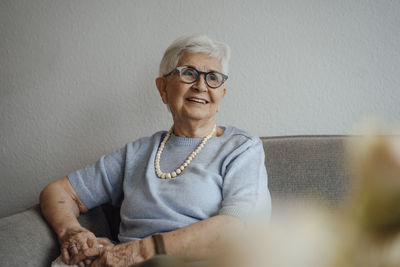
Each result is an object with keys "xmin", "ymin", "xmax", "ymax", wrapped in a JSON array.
[{"xmin": 172, "ymin": 119, "xmax": 216, "ymax": 138}]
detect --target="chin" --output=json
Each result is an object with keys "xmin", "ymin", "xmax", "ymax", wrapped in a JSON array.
[{"xmin": 183, "ymin": 112, "xmax": 213, "ymax": 121}]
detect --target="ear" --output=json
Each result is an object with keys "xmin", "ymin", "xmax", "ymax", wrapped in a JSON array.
[{"xmin": 155, "ymin": 77, "xmax": 168, "ymax": 104}]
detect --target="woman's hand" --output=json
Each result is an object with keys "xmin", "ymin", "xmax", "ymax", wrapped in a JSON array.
[
  {"xmin": 90, "ymin": 238, "xmax": 155, "ymax": 267},
  {"xmin": 59, "ymin": 226, "xmax": 103, "ymax": 266}
]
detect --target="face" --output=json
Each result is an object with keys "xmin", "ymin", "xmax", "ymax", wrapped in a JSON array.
[{"xmin": 156, "ymin": 52, "xmax": 226, "ymax": 124}]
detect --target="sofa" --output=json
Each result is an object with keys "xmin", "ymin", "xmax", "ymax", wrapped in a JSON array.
[{"xmin": 0, "ymin": 135, "xmax": 350, "ymax": 266}]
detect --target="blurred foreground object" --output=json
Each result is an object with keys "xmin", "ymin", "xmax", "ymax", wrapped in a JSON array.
[
  {"xmin": 208, "ymin": 203, "xmax": 337, "ymax": 267},
  {"xmin": 337, "ymin": 131, "xmax": 400, "ymax": 267},
  {"xmin": 207, "ymin": 130, "xmax": 400, "ymax": 267}
]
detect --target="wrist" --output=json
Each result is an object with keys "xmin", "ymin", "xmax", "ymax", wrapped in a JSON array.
[{"xmin": 139, "ymin": 236, "xmax": 157, "ymax": 260}]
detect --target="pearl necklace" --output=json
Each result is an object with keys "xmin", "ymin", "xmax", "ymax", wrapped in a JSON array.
[{"xmin": 155, "ymin": 125, "xmax": 217, "ymax": 179}]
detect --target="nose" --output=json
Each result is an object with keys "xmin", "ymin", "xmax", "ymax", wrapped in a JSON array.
[{"xmin": 192, "ymin": 74, "xmax": 208, "ymax": 92}]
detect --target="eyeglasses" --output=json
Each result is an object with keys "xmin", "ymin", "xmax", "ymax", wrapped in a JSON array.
[{"xmin": 164, "ymin": 66, "xmax": 228, "ymax": 89}]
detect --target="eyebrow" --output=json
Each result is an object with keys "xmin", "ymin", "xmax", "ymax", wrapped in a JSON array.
[{"xmin": 184, "ymin": 65, "xmax": 220, "ymax": 73}]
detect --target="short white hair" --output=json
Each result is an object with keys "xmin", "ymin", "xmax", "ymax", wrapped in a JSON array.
[{"xmin": 159, "ymin": 34, "xmax": 230, "ymax": 77}]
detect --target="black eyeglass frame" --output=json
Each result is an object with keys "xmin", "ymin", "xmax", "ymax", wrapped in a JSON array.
[{"xmin": 164, "ymin": 65, "xmax": 228, "ymax": 89}]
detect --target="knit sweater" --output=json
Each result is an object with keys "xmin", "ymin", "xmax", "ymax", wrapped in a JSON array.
[{"xmin": 68, "ymin": 126, "xmax": 271, "ymax": 242}]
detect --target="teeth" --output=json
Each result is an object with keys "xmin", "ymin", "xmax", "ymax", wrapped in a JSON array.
[{"xmin": 187, "ymin": 98, "xmax": 207, "ymax": 104}]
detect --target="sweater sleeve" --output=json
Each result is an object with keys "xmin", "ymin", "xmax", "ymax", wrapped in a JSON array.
[
  {"xmin": 219, "ymin": 138, "xmax": 271, "ymax": 220},
  {"xmin": 67, "ymin": 145, "xmax": 127, "ymax": 209}
]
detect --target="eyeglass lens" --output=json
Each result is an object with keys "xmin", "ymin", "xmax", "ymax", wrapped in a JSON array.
[{"xmin": 179, "ymin": 67, "xmax": 224, "ymax": 88}]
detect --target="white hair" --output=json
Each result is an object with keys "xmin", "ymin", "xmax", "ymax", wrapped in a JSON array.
[{"xmin": 159, "ymin": 34, "xmax": 231, "ymax": 77}]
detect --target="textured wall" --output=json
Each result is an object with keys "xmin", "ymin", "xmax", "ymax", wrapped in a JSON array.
[{"xmin": 1, "ymin": 0, "xmax": 399, "ymax": 218}]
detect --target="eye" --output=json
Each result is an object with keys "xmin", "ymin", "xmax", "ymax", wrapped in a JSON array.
[
  {"xmin": 207, "ymin": 73, "xmax": 220, "ymax": 82},
  {"xmin": 182, "ymin": 68, "xmax": 196, "ymax": 77}
]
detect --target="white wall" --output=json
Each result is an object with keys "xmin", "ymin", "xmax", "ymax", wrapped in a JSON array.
[{"xmin": 1, "ymin": 0, "xmax": 399, "ymax": 217}]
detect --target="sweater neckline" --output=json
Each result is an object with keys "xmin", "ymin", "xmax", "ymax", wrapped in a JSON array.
[{"xmin": 167, "ymin": 126, "xmax": 231, "ymax": 146}]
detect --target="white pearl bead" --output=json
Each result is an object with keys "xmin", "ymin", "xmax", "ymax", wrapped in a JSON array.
[
  {"xmin": 180, "ymin": 166, "xmax": 185, "ymax": 171},
  {"xmin": 166, "ymin": 173, "xmax": 171, "ymax": 179},
  {"xmin": 171, "ymin": 171, "xmax": 177, "ymax": 177},
  {"xmin": 176, "ymin": 169, "xmax": 181, "ymax": 174},
  {"xmin": 161, "ymin": 173, "xmax": 166, "ymax": 179}
]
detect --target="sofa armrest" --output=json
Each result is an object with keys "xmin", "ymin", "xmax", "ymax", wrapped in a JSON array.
[
  {"xmin": 0, "ymin": 204, "xmax": 112, "ymax": 266},
  {"xmin": 0, "ymin": 205, "xmax": 59, "ymax": 266}
]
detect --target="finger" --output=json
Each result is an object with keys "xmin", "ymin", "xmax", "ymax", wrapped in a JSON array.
[
  {"xmin": 72, "ymin": 238, "xmax": 102, "ymax": 264},
  {"xmin": 89, "ymin": 257, "xmax": 100, "ymax": 267},
  {"xmin": 97, "ymin": 238, "xmax": 113, "ymax": 247},
  {"xmin": 61, "ymin": 247, "xmax": 71, "ymax": 264},
  {"xmin": 82, "ymin": 246, "xmax": 103, "ymax": 258},
  {"xmin": 72, "ymin": 246, "xmax": 103, "ymax": 265},
  {"xmin": 71, "ymin": 244, "xmax": 86, "ymax": 265},
  {"xmin": 70, "ymin": 246, "xmax": 79, "ymax": 256},
  {"xmin": 78, "ymin": 261, "xmax": 85, "ymax": 267},
  {"xmin": 72, "ymin": 254, "xmax": 88, "ymax": 265},
  {"xmin": 82, "ymin": 241, "xmax": 89, "ymax": 250},
  {"xmin": 87, "ymin": 238, "xmax": 95, "ymax": 248},
  {"xmin": 73, "ymin": 239, "xmax": 89, "ymax": 261}
]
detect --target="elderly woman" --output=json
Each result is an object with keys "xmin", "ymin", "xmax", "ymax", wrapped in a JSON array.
[{"xmin": 40, "ymin": 35, "xmax": 271, "ymax": 267}]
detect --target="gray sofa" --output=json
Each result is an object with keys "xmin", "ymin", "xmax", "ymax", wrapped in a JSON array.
[{"xmin": 0, "ymin": 135, "xmax": 350, "ymax": 266}]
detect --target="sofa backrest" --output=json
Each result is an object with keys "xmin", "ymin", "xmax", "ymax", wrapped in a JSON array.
[
  {"xmin": 261, "ymin": 135, "xmax": 351, "ymax": 206},
  {"xmin": 98, "ymin": 135, "xmax": 352, "ymax": 241}
]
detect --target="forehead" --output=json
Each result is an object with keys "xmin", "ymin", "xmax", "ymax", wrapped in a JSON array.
[{"xmin": 177, "ymin": 52, "xmax": 222, "ymax": 72}]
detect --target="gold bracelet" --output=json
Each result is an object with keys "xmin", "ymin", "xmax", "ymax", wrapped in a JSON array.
[{"xmin": 152, "ymin": 233, "xmax": 167, "ymax": 255}]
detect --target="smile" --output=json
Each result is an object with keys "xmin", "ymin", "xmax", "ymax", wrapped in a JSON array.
[{"xmin": 186, "ymin": 97, "xmax": 209, "ymax": 104}]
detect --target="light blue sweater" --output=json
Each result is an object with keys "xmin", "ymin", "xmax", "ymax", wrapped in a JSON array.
[{"xmin": 68, "ymin": 126, "xmax": 271, "ymax": 242}]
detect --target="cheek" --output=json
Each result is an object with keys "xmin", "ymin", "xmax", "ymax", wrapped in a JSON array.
[
  {"xmin": 168, "ymin": 84, "xmax": 189, "ymax": 100},
  {"xmin": 165, "ymin": 90, "xmax": 184, "ymax": 111},
  {"xmin": 210, "ymin": 91, "xmax": 224, "ymax": 104}
]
